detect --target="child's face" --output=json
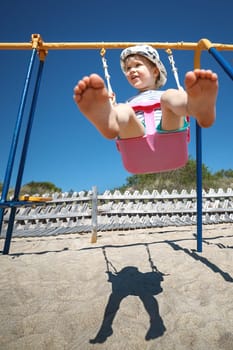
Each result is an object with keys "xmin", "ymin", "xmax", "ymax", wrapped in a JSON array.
[{"xmin": 124, "ymin": 55, "xmax": 159, "ymax": 91}]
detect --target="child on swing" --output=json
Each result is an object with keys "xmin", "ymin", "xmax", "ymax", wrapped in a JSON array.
[{"xmin": 73, "ymin": 45, "xmax": 218, "ymax": 140}]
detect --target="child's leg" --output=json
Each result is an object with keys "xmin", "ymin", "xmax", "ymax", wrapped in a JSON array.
[
  {"xmin": 73, "ymin": 74, "xmax": 144, "ymax": 139},
  {"xmin": 160, "ymin": 69, "xmax": 218, "ymax": 130}
]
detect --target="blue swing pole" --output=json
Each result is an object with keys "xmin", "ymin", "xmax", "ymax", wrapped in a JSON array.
[
  {"xmin": 0, "ymin": 48, "xmax": 37, "ymax": 234},
  {"xmin": 193, "ymin": 46, "xmax": 203, "ymax": 253},
  {"xmin": 196, "ymin": 123, "xmax": 203, "ymax": 252},
  {"xmin": 3, "ymin": 52, "xmax": 46, "ymax": 255},
  {"xmin": 208, "ymin": 47, "xmax": 233, "ymax": 81},
  {"xmin": 194, "ymin": 39, "xmax": 233, "ymax": 252}
]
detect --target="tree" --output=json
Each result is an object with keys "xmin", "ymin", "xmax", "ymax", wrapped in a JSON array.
[
  {"xmin": 20, "ymin": 181, "xmax": 62, "ymax": 195},
  {"xmin": 117, "ymin": 158, "xmax": 233, "ymax": 192}
]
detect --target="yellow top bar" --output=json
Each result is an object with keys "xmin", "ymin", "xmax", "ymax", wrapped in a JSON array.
[
  {"xmin": 0, "ymin": 35, "xmax": 233, "ymax": 51},
  {"xmin": 0, "ymin": 35, "xmax": 232, "ymax": 69}
]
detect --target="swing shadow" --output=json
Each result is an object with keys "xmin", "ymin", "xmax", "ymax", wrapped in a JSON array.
[
  {"xmin": 166, "ymin": 240, "xmax": 233, "ymax": 283},
  {"xmin": 89, "ymin": 244, "xmax": 167, "ymax": 344}
]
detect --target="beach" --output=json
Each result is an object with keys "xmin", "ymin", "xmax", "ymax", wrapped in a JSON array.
[{"xmin": 0, "ymin": 223, "xmax": 233, "ymax": 350}]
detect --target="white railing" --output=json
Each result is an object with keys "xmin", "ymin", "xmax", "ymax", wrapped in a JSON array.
[{"xmin": 2, "ymin": 187, "xmax": 233, "ymax": 239}]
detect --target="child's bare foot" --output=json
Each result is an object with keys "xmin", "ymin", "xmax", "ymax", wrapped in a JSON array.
[
  {"xmin": 73, "ymin": 74, "xmax": 119, "ymax": 138},
  {"xmin": 185, "ymin": 69, "xmax": 218, "ymax": 128}
]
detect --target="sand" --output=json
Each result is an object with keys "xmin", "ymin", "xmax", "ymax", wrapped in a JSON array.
[{"xmin": 0, "ymin": 223, "xmax": 233, "ymax": 350}]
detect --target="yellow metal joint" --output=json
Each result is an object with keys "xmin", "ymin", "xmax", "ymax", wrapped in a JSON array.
[
  {"xmin": 197, "ymin": 38, "xmax": 214, "ymax": 51},
  {"xmin": 31, "ymin": 34, "xmax": 41, "ymax": 49},
  {"xmin": 31, "ymin": 34, "xmax": 48, "ymax": 61},
  {"xmin": 38, "ymin": 48, "xmax": 48, "ymax": 61},
  {"xmin": 194, "ymin": 38, "xmax": 215, "ymax": 69}
]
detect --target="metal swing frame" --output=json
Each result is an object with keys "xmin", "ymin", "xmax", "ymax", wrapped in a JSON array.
[{"xmin": 0, "ymin": 36, "xmax": 233, "ymax": 254}]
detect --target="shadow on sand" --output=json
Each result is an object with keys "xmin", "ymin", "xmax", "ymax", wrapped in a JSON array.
[{"xmin": 90, "ymin": 244, "xmax": 167, "ymax": 343}]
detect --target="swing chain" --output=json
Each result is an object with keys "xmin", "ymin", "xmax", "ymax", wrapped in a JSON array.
[
  {"xmin": 166, "ymin": 49, "xmax": 183, "ymax": 91},
  {"xmin": 100, "ymin": 48, "xmax": 116, "ymax": 105}
]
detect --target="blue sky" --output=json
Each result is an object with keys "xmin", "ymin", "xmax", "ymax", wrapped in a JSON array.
[{"xmin": 0, "ymin": 0, "xmax": 233, "ymax": 193}]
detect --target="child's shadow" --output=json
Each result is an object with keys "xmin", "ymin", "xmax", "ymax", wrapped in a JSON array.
[{"xmin": 90, "ymin": 245, "xmax": 166, "ymax": 343}]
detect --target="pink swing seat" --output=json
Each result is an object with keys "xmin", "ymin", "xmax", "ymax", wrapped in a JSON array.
[{"xmin": 116, "ymin": 101, "xmax": 190, "ymax": 174}]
